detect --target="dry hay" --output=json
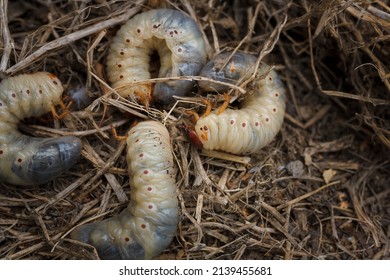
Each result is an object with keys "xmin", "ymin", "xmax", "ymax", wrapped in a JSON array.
[{"xmin": 0, "ymin": 0, "xmax": 389, "ymax": 260}]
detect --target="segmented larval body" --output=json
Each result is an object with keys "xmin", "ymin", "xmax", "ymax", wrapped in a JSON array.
[
  {"xmin": 106, "ymin": 8, "xmax": 206, "ymax": 105},
  {"xmin": 0, "ymin": 72, "xmax": 82, "ymax": 186},
  {"xmin": 196, "ymin": 52, "xmax": 287, "ymax": 154},
  {"xmin": 71, "ymin": 121, "xmax": 178, "ymax": 260}
]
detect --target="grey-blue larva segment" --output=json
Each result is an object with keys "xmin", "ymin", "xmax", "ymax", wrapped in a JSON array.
[
  {"xmin": 71, "ymin": 121, "xmax": 178, "ymax": 260},
  {"xmin": 196, "ymin": 51, "xmax": 287, "ymax": 154},
  {"xmin": 106, "ymin": 8, "xmax": 206, "ymax": 105},
  {"xmin": 0, "ymin": 72, "xmax": 82, "ymax": 185}
]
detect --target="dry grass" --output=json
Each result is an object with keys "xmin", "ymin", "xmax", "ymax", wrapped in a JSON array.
[{"xmin": 0, "ymin": 0, "xmax": 389, "ymax": 260}]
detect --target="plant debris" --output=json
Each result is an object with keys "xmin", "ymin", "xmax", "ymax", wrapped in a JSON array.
[{"xmin": 0, "ymin": 0, "xmax": 389, "ymax": 260}]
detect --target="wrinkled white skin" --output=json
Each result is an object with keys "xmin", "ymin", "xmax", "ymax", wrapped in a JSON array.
[
  {"xmin": 71, "ymin": 121, "xmax": 178, "ymax": 260},
  {"xmin": 106, "ymin": 8, "xmax": 207, "ymax": 105},
  {"xmin": 196, "ymin": 52, "xmax": 287, "ymax": 154},
  {"xmin": 0, "ymin": 72, "xmax": 82, "ymax": 185}
]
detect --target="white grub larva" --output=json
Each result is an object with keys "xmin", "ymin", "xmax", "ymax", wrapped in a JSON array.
[
  {"xmin": 106, "ymin": 8, "xmax": 207, "ymax": 105},
  {"xmin": 0, "ymin": 72, "xmax": 82, "ymax": 186},
  {"xmin": 71, "ymin": 121, "xmax": 178, "ymax": 260},
  {"xmin": 195, "ymin": 51, "xmax": 287, "ymax": 154}
]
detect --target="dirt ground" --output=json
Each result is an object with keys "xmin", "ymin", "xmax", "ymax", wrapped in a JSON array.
[{"xmin": 0, "ymin": 0, "xmax": 389, "ymax": 260}]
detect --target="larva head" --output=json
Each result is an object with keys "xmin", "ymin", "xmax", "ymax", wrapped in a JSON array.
[
  {"xmin": 198, "ymin": 51, "xmax": 257, "ymax": 92},
  {"xmin": 10, "ymin": 136, "xmax": 82, "ymax": 185},
  {"xmin": 132, "ymin": 84, "xmax": 153, "ymax": 106},
  {"xmin": 195, "ymin": 120, "xmax": 210, "ymax": 142},
  {"xmin": 193, "ymin": 120, "xmax": 210, "ymax": 147}
]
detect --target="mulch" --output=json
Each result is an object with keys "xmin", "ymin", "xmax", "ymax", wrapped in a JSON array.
[{"xmin": 0, "ymin": 0, "xmax": 389, "ymax": 260}]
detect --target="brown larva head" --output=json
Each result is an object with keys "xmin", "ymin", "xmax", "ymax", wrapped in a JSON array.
[
  {"xmin": 117, "ymin": 84, "xmax": 153, "ymax": 106},
  {"xmin": 134, "ymin": 83, "xmax": 153, "ymax": 104},
  {"xmin": 194, "ymin": 119, "xmax": 210, "ymax": 145}
]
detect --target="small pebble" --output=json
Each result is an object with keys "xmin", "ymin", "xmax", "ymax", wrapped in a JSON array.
[{"xmin": 286, "ymin": 160, "xmax": 305, "ymax": 176}]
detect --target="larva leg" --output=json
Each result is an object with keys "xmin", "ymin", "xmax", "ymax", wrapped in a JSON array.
[
  {"xmin": 186, "ymin": 110, "xmax": 200, "ymax": 123},
  {"xmin": 50, "ymin": 101, "xmax": 70, "ymax": 119},
  {"xmin": 186, "ymin": 97, "xmax": 212, "ymax": 124},
  {"xmin": 0, "ymin": 72, "xmax": 82, "ymax": 185},
  {"xmin": 216, "ymin": 93, "xmax": 231, "ymax": 115},
  {"xmin": 71, "ymin": 121, "xmax": 178, "ymax": 260},
  {"xmin": 201, "ymin": 98, "xmax": 212, "ymax": 118},
  {"xmin": 110, "ymin": 124, "xmax": 128, "ymax": 141}
]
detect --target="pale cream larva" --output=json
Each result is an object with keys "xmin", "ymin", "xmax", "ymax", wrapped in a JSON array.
[
  {"xmin": 106, "ymin": 8, "xmax": 206, "ymax": 105},
  {"xmin": 71, "ymin": 121, "xmax": 178, "ymax": 260},
  {"xmin": 0, "ymin": 72, "xmax": 82, "ymax": 185},
  {"xmin": 195, "ymin": 52, "xmax": 287, "ymax": 154}
]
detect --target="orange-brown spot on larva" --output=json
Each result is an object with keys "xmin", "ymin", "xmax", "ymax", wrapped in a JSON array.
[
  {"xmin": 177, "ymin": 47, "xmax": 182, "ymax": 53},
  {"xmin": 143, "ymin": 170, "xmax": 149, "ymax": 174},
  {"xmin": 265, "ymin": 118, "xmax": 269, "ymax": 122},
  {"xmin": 242, "ymin": 122, "xmax": 246, "ymax": 127},
  {"xmin": 230, "ymin": 120, "xmax": 235, "ymax": 125},
  {"xmin": 174, "ymin": 30, "xmax": 178, "ymax": 34},
  {"xmin": 0, "ymin": 150, "xmax": 3, "ymax": 155},
  {"xmin": 39, "ymin": 90, "xmax": 43, "ymax": 94},
  {"xmin": 17, "ymin": 158, "xmax": 22, "ymax": 163},
  {"xmin": 125, "ymin": 38, "xmax": 130, "ymax": 43},
  {"xmin": 148, "ymin": 205, "xmax": 153, "ymax": 209},
  {"xmin": 268, "ymin": 76, "xmax": 273, "ymax": 81},
  {"xmin": 229, "ymin": 61, "xmax": 236, "ymax": 72},
  {"xmin": 141, "ymin": 224, "xmax": 146, "ymax": 229},
  {"xmin": 0, "ymin": 102, "xmax": 2, "ymax": 106},
  {"xmin": 273, "ymin": 108, "xmax": 277, "ymax": 112},
  {"xmin": 11, "ymin": 93, "xmax": 16, "ymax": 98},
  {"xmin": 255, "ymin": 122, "xmax": 259, "ymax": 126},
  {"xmin": 48, "ymin": 73, "xmax": 57, "ymax": 80},
  {"xmin": 118, "ymin": 64, "xmax": 122, "ymax": 68},
  {"xmin": 203, "ymin": 126, "xmax": 208, "ymax": 131},
  {"xmin": 137, "ymin": 29, "xmax": 141, "ymax": 33},
  {"xmin": 200, "ymin": 131, "xmax": 208, "ymax": 141},
  {"xmin": 153, "ymin": 24, "xmax": 160, "ymax": 28},
  {"xmin": 275, "ymin": 92, "xmax": 279, "ymax": 97},
  {"xmin": 125, "ymin": 237, "xmax": 130, "ymax": 242},
  {"xmin": 120, "ymin": 50, "xmax": 125, "ymax": 55},
  {"xmin": 119, "ymin": 75, "xmax": 124, "ymax": 79},
  {"xmin": 139, "ymin": 153, "xmax": 144, "ymax": 158},
  {"xmin": 147, "ymin": 187, "xmax": 152, "ymax": 192},
  {"xmin": 135, "ymin": 139, "xmax": 139, "ymax": 143},
  {"xmin": 26, "ymin": 89, "xmax": 30, "ymax": 94}
]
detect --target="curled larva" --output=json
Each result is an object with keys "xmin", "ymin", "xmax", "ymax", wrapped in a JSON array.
[
  {"xmin": 195, "ymin": 52, "xmax": 287, "ymax": 154},
  {"xmin": 0, "ymin": 72, "xmax": 82, "ymax": 186},
  {"xmin": 71, "ymin": 121, "xmax": 178, "ymax": 260},
  {"xmin": 106, "ymin": 8, "xmax": 207, "ymax": 105}
]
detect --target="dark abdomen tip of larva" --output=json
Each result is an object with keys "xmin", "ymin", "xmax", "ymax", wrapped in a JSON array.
[
  {"xmin": 29, "ymin": 136, "xmax": 82, "ymax": 185},
  {"xmin": 71, "ymin": 221, "xmax": 146, "ymax": 260}
]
